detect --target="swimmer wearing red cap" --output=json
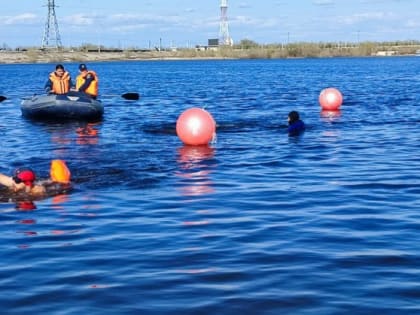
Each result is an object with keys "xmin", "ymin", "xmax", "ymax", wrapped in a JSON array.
[{"xmin": 0, "ymin": 167, "xmax": 46, "ymax": 195}]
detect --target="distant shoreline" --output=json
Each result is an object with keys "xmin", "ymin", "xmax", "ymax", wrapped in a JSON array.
[
  {"xmin": 0, "ymin": 50, "xmax": 230, "ymax": 64},
  {"xmin": 1, "ymin": 46, "xmax": 419, "ymax": 64}
]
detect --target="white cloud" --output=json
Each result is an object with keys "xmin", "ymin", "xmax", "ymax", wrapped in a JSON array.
[
  {"xmin": 338, "ymin": 12, "xmax": 393, "ymax": 25},
  {"xmin": 63, "ymin": 14, "xmax": 95, "ymax": 26},
  {"xmin": 1, "ymin": 13, "xmax": 38, "ymax": 25},
  {"xmin": 312, "ymin": 0, "xmax": 335, "ymax": 5},
  {"xmin": 238, "ymin": 2, "xmax": 251, "ymax": 9},
  {"xmin": 110, "ymin": 24, "xmax": 147, "ymax": 33},
  {"xmin": 405, "ymin": 19, "xmax": 420, "ymax": 28},
  {"xmin": 106, "ymin": 13, "xmax": 185, "ymax": 26},
  {"xmin": 231, "ymin": 15, "xmax": 281, "ymax": 30},
  {"xmin": 79, "ymin": 12, "xmax": 214, "ymax": 35},
  {"xmin": 107, "ymin": 13, "xmax": 144, "ymax": 22}
]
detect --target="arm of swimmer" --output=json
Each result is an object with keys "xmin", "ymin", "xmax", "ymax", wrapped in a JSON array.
[
  {"xmin": 0, "ymin": 173, "xmax": 46, "ymax": 194},
  {"xmin": 31, "ymin": 185, "xmax": 46, "ymax": 195},
  {"xmin": 0, "ymin": 173, "xmax": 15, "ymax": 188},
  {"xmin": 0, "ymin": 173, "xmax": 26, "ymax": 192}
]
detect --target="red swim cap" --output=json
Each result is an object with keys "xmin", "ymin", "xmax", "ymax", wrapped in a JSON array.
[{"xmin": 13, "ymin": 168, "xmax": 36, "ymax": 187}]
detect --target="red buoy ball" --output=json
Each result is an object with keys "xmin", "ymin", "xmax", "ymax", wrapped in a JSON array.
[
  {"xmin": 176, "ymin": 108, "xmax": 216, "ymax": 145},
  {"xmin": 319, "ymin": 88, "xmax": 343, "ymax": 110}
]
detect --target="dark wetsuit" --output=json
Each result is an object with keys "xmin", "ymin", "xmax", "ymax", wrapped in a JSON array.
[{"xmin": 288, "ymin": 120, "xmax": 305, "ymax": 136}]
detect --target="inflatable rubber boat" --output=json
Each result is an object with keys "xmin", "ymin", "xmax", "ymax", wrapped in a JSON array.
[{"xmin": 21, "ymin": 91, "xmax": 103, "ymax": 121}]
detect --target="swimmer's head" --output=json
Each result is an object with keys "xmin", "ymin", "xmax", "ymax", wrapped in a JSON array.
[
  {"xmin": 13, "ymin": 167, "xmax": 36, "ymax": 187},
  {"xmin": 288, "ymin": 111, "xmax": 300, "ymax": 124}
]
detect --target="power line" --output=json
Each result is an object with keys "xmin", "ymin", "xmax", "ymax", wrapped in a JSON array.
[
  {"xmin": 41, "ymin": 0, "xmax": 62, "ymax": 49},
  {"xmin": 219, "ymin": 0, "xmax": 233, "ymax": 46}
]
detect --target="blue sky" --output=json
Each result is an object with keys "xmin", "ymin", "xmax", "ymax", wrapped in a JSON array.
[{"xmin": 1, "ymin": 0, "xmax": 419, "ymax": 48}]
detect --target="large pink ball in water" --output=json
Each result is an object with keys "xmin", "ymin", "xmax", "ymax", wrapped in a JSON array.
[
  {"xmin": 319, "ymin": 88, "xmax": 343, "ymax": 110},
  {"xmin": 176, "ymin": 108, "xmax": 216, "ymax": 145}
]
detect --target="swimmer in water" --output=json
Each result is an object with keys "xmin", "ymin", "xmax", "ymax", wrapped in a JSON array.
[
  {"xmin": 0, "ymin": 167, "xmax": 46, "ymax": 196},
  {"xmin": 0, "ymin": 160, "xmax": 72, "ymax": 199},
  {"xmin": 287, "ymin": 110, "xmax": 305, "ymax": 136}
]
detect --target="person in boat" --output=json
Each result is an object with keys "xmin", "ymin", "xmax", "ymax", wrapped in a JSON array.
[
  {"xmin": 76, "ymin": 63, "xmax": 99, "ymax": 99},
  {"xmin": 45, "ymin": 64, "xmax": 73, "ymax": 95},
  {"xmin": 288, "ymin": 110, "xmax": 305, "ymax": 136}
]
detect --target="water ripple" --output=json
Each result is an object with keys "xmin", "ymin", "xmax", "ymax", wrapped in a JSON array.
[{"xmin": 0, "ymin": 58, "xmax": 419, "ymax": 314}]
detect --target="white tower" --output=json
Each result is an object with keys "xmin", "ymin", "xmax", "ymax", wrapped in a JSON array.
[
  {"xmin": 41, "ymin": 0, "xmax": 62, "ymax": 49},
  {"xmin": 219, "ymin": 0, "xmax": 233, "ymax": 46}
]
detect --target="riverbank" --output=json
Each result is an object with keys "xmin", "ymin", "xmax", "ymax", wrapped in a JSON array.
[
  {"xmin": 1, "ymin": 44, "xmax": 419, "ymax": 64},
  {"xmin": 0, "ymin": 50, "xmax": 228, "ymax": 64}
]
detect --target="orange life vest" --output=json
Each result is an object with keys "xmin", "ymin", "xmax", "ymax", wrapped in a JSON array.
[
  {"xmin": 76, "ymin": 71, "xmax": 99, "ymax": 97},
  {"xmin": 49, "ymin": 71, "xmax": 71, "ymax": 94}
]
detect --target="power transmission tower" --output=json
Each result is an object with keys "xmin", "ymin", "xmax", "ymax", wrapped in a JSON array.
[
  {"xmin": 219, "ymin": 0, "xmax": 233, "ymax": 46},
  {"xmin": 41, "ymin": 0, "xmax": 63, "ymax": 49}
]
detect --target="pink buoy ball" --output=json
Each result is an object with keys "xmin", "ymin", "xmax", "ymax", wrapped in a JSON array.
[
  {"xmin": 176, "ymin": 108, "xmax": 216, "ymax": 145},
  {"xmin": 319, "ymin": 87, "xmax": 343, "ymax": 110}
]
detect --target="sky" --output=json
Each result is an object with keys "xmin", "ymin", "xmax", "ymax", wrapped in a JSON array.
[{"xmin": 1, "ymin": 0, "xmax": 419, "ymax": 49}]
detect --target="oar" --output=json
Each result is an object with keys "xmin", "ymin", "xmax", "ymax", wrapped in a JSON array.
[
  {"xmin": 1, "ymin": 93, "xmax": 140, "ymax": 102},
  {"xmin": 121, "ymin": 92, "xmax": 140, "ymax": 100},
  {"xmin": 101, "ymin": 93, "xmax": 140, "ymax": 100}
]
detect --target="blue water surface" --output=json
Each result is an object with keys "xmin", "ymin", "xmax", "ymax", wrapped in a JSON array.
[{"xmin": 0, "ymin": 57, "xmax": 419, "ymax": 314}]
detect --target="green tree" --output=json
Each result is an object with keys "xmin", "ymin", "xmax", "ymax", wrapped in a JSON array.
[{"xmin": 236, "ymin": 39, "xmax": 259, "ymax": 49}]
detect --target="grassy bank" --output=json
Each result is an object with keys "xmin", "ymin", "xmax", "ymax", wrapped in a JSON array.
[{"xmin": 1, "ymin": 41, "xmax": 419, "ymax": 64}]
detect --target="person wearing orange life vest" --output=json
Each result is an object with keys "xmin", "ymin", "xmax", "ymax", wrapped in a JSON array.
[
  {"xmin": 76, "ymin": 63, "xmax": 99, "ymax": 99},
  {"xmin": 44, "ymin": 64, "xmax": 73, "ymax": 95}
]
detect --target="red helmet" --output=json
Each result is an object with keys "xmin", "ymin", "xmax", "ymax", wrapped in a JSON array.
[{"xmin": 13, "ymin": 167, "xmax": 36, "ymax": 187}]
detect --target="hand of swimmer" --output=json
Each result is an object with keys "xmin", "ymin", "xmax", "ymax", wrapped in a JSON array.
[
  {"xmin": 11, "ymin": 181, "xmax": 26, "ymax": 192},
  {"xmin": 12, "ymin": 179, "xmax": 46, "ymax": 195},
  {"xmin": 31, "ymin": 185, "xmax": 47, "ymax": 195}
]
